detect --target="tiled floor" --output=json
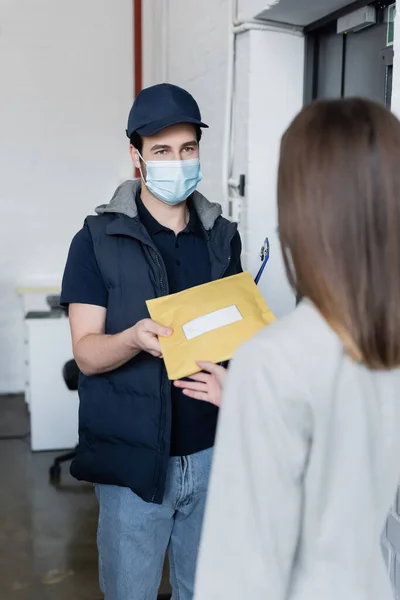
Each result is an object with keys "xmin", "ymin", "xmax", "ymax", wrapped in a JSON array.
[{"xmin": 0, "ymin": 395, "xmax": 171, "ymax": 599}]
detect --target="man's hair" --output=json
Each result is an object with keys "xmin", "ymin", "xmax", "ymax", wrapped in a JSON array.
[
  {"xmin": 278, "ymin": 97, "xmax": 400, "ymax": 370},
  {"xmin": 130, "ymin": 125, "xmax": 202, "ymax": 153}
]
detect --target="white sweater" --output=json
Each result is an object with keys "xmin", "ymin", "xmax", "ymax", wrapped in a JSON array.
[{"xmin": 194, "ymin": 301, "xmax": 400, "ymax": 600}]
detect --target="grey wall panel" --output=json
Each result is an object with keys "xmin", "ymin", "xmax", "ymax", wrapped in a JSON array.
[
  {"xmin": 317, "ymin": 32, "xmax": 343, "ymax": 98},
  {"xmin": 344, "ymin": 22, "xmax": 387, "ymax": 103}
]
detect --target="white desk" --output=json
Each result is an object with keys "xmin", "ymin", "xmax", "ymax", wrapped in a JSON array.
[{"xmin": 24, "ymin": 317, "xmax": 79, "ymax": 451}]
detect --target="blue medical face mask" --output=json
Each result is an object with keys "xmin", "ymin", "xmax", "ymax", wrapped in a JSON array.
[{"xmin": 138, "ymin": 153, "xmax": 203, "ymax": 205}]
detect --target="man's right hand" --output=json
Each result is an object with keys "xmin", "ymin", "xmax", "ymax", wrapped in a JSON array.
[
  {"xmin": 69, "ymin": 304, "xmax": 173, "ymax": 376},
  {"xmin": 130, "ymin": 319, "xmax": 172, "ymax": 358}
]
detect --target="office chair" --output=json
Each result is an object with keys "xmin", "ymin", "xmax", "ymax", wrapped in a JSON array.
[{"xmin": 49, "ymin": 358, "xmax": 79, "ymax": 483}]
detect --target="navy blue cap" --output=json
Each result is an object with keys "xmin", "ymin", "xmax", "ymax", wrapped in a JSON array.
[{"xmin": 126, "ymin": 83, "xmax": 208, "ymax": 138}]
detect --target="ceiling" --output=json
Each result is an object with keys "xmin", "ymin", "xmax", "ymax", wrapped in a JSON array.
[{"xmin": 257, "ymin": 0, "xmax": 360, "ymax": 27}]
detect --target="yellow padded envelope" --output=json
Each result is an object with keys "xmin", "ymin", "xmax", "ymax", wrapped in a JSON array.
[{"xmin": 146, "ymin": 271, "xmax": 275, "ymax": 380}]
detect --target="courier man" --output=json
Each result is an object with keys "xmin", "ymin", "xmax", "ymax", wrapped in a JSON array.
[{"xmin": 61, "ymin": 83, "xmax": 242, "ymax": 600}]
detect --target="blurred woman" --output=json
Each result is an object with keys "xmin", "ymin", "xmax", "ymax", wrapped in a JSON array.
[{"xmin": 190, "ymin": 98, "xmax": 400, "ymax": 600}]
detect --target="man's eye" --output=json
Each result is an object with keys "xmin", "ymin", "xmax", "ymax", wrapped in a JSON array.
[
  {"xmin": 183, "ymin": 146, "xmax": 194, "ymax": 153},
  {"xmin": 155, "ymin": 149, "xmax": 168, "ymax": 155}
]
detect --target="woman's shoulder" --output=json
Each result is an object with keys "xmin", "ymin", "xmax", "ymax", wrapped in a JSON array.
[
  {"xmin": 249, "ymin": 300, "xmax": 339, "ymax": 361},
  {"xmin": 233, "ymin": 300, "xmax": 342, "ymax": 401}
]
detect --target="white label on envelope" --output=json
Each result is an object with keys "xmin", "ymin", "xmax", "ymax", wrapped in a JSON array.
[{"xmin": 182, "ymin": 305, "xmax": 243, "ymax": 341}]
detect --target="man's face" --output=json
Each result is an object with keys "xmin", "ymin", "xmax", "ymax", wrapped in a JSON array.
[{"xmin": 131, "ymin": 123, "xmax": 199, "ymax": 171}]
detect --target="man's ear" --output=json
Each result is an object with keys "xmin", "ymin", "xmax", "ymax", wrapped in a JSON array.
[{"xmin": 130, "ymin": 145, "xmax": 141, "ymax": 170}]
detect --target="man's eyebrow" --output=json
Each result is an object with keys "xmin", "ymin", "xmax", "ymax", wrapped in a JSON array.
[
  {"xmin": 150, "ymin": 143, "xmax": 171, "ymax": 151},
  {"xmin": 181, "ymin": 140, "xmax": 198, "ymax": 148}
]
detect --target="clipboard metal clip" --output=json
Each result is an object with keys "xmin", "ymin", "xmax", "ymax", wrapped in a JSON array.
[
  {"xmin": 255, "ymin": 237, "xmax": 270, "ymax": 285},
  {"xmin": 260, "ymin": 238, "xmax": 269, "ymax": 261}
]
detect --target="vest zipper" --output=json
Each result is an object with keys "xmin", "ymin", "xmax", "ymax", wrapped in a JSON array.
[
  {"xmin": 152, "ymin": 250, "xmax": 168, "ymax": 502},
  {"xmin": 154, "ymin": 253, "xmax": 165, "ymax": 295}
]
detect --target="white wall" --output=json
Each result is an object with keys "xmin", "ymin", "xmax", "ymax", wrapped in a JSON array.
[
  {"xmin": 231, "ymin": 31, "xmax": 251, "ymax": 243},
  {"xmin": 0, "ymin": 0, "xmax": 133, "ymax": 393},
  {"xmin": 237, "ymin": 0, "xmax": 279, "ymax": 22},
  {"xmin": 142, "ymin": 0, "xmax": 167, "ymax": 88},
  {"xmin": 245, "ymin": 28, "xmax": 303, "ymax": 316}
]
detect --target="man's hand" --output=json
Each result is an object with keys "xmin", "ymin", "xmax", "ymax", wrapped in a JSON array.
[
  {"xmin": 131, "ymin": 319, "xmax": 172, "ymax": 358},
  {"xmin": 69, "ymin": 304, "xmax": 172, "ymax": 375},
  {"xmin": 173, "ymin": 362, "xmax": 228, "ymax": 407}
]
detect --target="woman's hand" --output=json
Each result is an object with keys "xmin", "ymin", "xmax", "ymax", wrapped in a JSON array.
[{"xmin": 173, "ymin": 362, "xmax": 228, "ymax": 407}]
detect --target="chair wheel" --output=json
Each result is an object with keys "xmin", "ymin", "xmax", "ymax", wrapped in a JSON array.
[{"xmin": 49, "ymin": 464, "xmax": 61, "ymax": 483}]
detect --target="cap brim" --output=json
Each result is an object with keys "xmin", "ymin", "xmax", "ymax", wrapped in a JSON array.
[{"xmin": 129, "ymin": 115, "xmax": 209, "ymax": 138}]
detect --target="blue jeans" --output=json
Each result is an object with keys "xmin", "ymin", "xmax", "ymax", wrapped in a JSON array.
[{"xmin": 95, "ymin": 447, "xmax": 213, "ymax": 600}]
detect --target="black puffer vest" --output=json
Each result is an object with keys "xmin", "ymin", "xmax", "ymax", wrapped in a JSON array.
[{"xmin": 70, "ymin": 181, "xmax": 242, "ymax": 503}]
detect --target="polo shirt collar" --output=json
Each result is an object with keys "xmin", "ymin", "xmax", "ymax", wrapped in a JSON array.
[{"xmin": 135, "ymin": 191, "xmax": 202, "ymax": 237}]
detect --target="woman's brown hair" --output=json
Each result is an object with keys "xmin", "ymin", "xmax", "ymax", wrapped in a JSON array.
[{"xmin": 278, "ymin": 98, "xmax": 400, "ymax": 369}]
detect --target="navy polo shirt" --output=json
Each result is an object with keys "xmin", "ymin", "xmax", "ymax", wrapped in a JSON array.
[
  {"xmin": 136, "ymin": 196, "xmax": 217, "ymax": 457},
  {"xmin": 61, "ymin": 194, "xmax": 218, "ymax": 457}
]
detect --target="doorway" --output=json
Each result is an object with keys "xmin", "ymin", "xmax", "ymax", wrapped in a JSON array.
[{"xmin": 305, "ymin": 1, "xmax": 394, "ymax": 107}]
